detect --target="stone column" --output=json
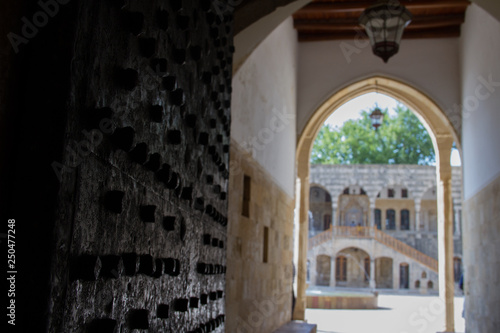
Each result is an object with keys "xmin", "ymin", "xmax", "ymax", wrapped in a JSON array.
[
  {"xmin": 331, "ymin": 204, "xmax": 337, "ymax": 227},
  {"xmin": 415, "ymin": 198, "xmax": 421, "ymax": 238},
  {"xmin": 369, "ymin": 259, "xmax": 376, "ymax": 289},
  {"xmin": 369, "ymin": 198, "xmax": 376, "ymax": 229},
  {"xmin": 330, "ymin": 256, "xmax": 336, "ymax": 287},
  {"xmin": 436, "ymin": 137, "xmax": 455, "ymax": 333},
  {"xmin": 309, "ymin": 256, "xmax": 317, "ymax": 287},
  {"xmin": 393, "ymin": 261, "xmax": 399, "ymax": 290},
  {"xmin": 293, "ymin": 171, "xmax": 309, "ymax": 321}
]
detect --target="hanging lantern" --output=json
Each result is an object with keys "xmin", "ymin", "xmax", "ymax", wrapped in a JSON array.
[
  {"xmin": 369, "ymin": 107, "xmax": 384, "ymax": 130},
  {"xmin": 359, "ymin": 2, "xmax": 412, "ymax": 63}
]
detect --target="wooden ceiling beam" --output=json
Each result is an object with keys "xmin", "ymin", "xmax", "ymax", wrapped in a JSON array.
[
  {"xmin": 297, "ymin": 26, "xmax": 461, "ymax": 41},
  {"xmin": 294, "ymin": 14, "xmax": 465, "ymax": 31},
  {"xmin": 297, "ymin": 0, "xmax": 470, "ymax": 14}
]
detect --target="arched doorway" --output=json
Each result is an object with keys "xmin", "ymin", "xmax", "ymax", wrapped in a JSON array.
[
  {"xmin": 375, "ymin": 257, "xmax": 393, "ymax": 289},
  {"xmin": 294, "ymin": 76, "xmax": 459, "ymax": 331},
  {"xmin": 335, "ymin": 247, "xmax": 371, "ymax": 288}
]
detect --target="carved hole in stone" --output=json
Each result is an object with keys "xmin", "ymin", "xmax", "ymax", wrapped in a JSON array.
[
  {"xmin": 167, "ymin": 130, "xmax": 182, "ymax": 145},
  {"xmin": 189, "ymin": 297, "xmax": 199, "ymax": 308},
  {"xmin": 87, "ymin": 318, "xmax": 116, "ymax": 333},
  {"xmin": 214, "ymin": 38, "xmax": 220, "ymax": 47},
  {"xmin": 173, "ymin": 299, "xmax": 189, "ymax": 312},
  {"xmin": 127, "ymin": 309, "xmax": 149, "ymax": 329},
  {"xmin": 162, "ymin": 216, "xmax": 175, "ymax": 231},
  {"xmin": 139, "ymin": 205, "xmax": 156, "ymax": 223},
  {"xmin": 120, "ymin": 11, "xmax": 144, "ymax": 35},
  {"xmin": 149, "ymin": 105, "xmax": 163, "ymax": 123},
  {"xmin": 162, "ymin": 76, "xmax": 177, "ymax": 91},
  {"xmin": 156, "ymin": 164, "xmax": 171, "ymax": 184},
  {"xmin": 211, "ymin": 238, "xmax": 219, "ymax": 247},
  {"xmin": 170, "ymin": 88, "xmax": 185, "ymax": 106},
  {"xmin": 115, "ymin": 68, "xmax": 139, "ymax": 90},
  {"xmin": 203, "ymin": 234, "xmax": 211, "ymax": 245},
  {"xmin": 209, "ymin": 292, "xmax": 217, "ymax": 300},
  {"xmin": 87, "ymin": 107, "xmax": 113, "ymax": 129},
  {"xmin": 110, "ymin": 127, "xmax": 135, "ymax": 151},
  {"xmin": 213, "ymin": 185, "xmax": 221, "ymax": 194},
  {"xmin": 185, "ymin": 114, "xmax": 197, "ymax": 128},
  {"xmin": 200, "ymin": 294, "xmax": 208, "ymax": 305},
  {"xmin": 129, "ymin": 143, "xmax": 149, "ymax": 164},
  {"xmin": 190, "ymin": 45, "xmax": 202, "ymax": 61},
  {"xmin": 70, "ymin": 255, "xmax": 99, "ymax": 281},
  {"xmin": 208, "ymin": 145, "xmax": 216, "ymax": 155},
  {"xmin": 184, "ymin": 148, "xmax": 191, "ymax": 166},
  {"xmin": 138, "ymin": 37, "xmax": 156, "ymax": 57},
  {"xmin": 173, "ymin": 48, "xmax": 186, "ymax": 65},
  {"xmin": 153, "ymin": 258, "xmax": 163, "ymax": 278},
  {"xmin": 223, "ymin": 144, "xmax": 229, "ymax": 153},
  {"xmin": 217, "ymin": 290, "xmax": 223, "ymax": 298},
  {"xmin": 210, "ymin": 27, "xmax": 219, "ymax": 38},
  {"xmin": 164, "ymin": 258, "xmax": 180, "ymax": 276},
  {"xmin": 206, "ymin": 12, "xmax": 215, "ymax": 24},
  {"xmin": 103, "ymin": 190, "xmax": 125, "ymax": 214},
  {"xmin": 145, "ymin": 153, "xmax": 161, "ymax": 172},
  {"xmin": 206, "ymin": 175, "xmax": 213, "ymax": 184},
  {"xmin": 198, "ymin": 132, "xmax": 209, "ymax": 145},
  {"xmin": 220, "ymin": 192, "xmax": 227, "ymax": 200},
  {"xmin": 180, "ymin": 187, "xmax": 192, "ymax": 200},
  {"xmin": 201, "ymin": 71, "xmax": 212, "ymax": 85},
  {"xmin": 219, "ymin": 240, "xmax": 224, "ymax": 248},
  {"xmin": 127, "ymin": 283, "xmax": 132, "ymax": 292},
  {"xmin": 167, "ymin": 172, "xmax": 180, "ymax": 190},
  {"xmin": 122, "ymin": 253, "xmax": 137, "ymax": 276},
  {"xmin": 177, "ymin": 15, "xmax": 189, "ymax": 30},
  {"xmin": 138, "ymin": 254, "xmax": 154, "ymax": 276},
  {"xmin": 157, "ymin": 10, "xmax": 169, "ymax": 30},
  {"xmin": 209, "ymin": 118, "xmax": 216, "ymax": 128},
  {"xmin": 157, "ymin": 304, "xmax": 169, "ymax": 319},
  {"xmin": 211, "ymin": 91, "xmax": 219, "ymax": 102},
  {"xmin": 180, "ymin": 218, "xmax": 186, "ymax": 241},
  {"xmin": 197, "ymin": 159, "xmax": 203, "ymax": 179},
  {"xmin": 194, "ymin": 197, "xmax": 204, "ymax": 211},
  {"xmin": 197, "ymin": 262, "xmax": 207, "ymax": 274},
  {"xmin": 99, "ymin": 255, "xmax": 121, "ymax": 279}
]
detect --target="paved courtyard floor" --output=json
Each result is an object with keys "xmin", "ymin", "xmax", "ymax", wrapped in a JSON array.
[{"xmin": 305, "ymin": 294, "xmax": 465, "ymax": 333}]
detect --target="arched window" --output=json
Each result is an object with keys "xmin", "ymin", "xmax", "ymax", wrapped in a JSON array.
[
  {"xmin": 375, "ymin": 209, "xmax": 381, "ymax": 230},
  {"xmin": 399, "ymin": 263, "xmax": 409, "ymax": 289},
  {"xmin": 415, "ymin": 280, "xmax": 421, "ymax": 288},
  {"xmin": 428, "ymin": 281, "xmax": 434, "ymax": 289},
  {"xmin": 386, "ymin": 209, "xmax": 396, "ymax": 230},
  {"xmin": 401, "ymin": 209, "xmax": 410, "ymax": 230},
  {"xmin": 336, "ymin": 256, "xmax": 347, "ymax": 281},
  {"xmin": 323, "ymin": 214, "xmax": 331, "ymax": 230}
]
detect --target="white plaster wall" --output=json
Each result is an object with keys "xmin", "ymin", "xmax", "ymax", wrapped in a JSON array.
[
  {"xmin": 231, "ymin": 17, "xmax": 297, "ymax": 197},
  {"xmin": 296, "ymin": 38, "xmax": 461, "ymax": 137},
  {"xmin": 461, "ymin": 4, "xmax": 500, "ymax": 200}
]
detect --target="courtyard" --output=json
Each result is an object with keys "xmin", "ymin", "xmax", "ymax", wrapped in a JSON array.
[{"xmin": 306, "ymin": 294, "xmax": 465, "ymax": 333}]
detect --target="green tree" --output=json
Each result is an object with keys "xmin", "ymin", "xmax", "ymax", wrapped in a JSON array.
[{"xmin": 310, "ymin": 105, "xmax": 435, "ymax": 165}]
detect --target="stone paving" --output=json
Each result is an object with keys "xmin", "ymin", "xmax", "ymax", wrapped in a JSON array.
[{"xmin": 305, "ymin": 294, "xmax": 465, "ymax": 333}]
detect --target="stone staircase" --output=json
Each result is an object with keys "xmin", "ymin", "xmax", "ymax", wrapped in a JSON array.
[{"xmin": 309, "ymin": 226, "xmax": 438, "ymax": 272}]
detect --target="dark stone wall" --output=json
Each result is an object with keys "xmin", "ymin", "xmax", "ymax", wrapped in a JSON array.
[{"xmin": 3, "ymin": 0, "xmax": 232, "ymax": 332}]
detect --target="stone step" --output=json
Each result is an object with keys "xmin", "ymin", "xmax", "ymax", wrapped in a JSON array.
[{"xmin": 273, "ymin": 321, "xmax": 317, "ymax": 333}]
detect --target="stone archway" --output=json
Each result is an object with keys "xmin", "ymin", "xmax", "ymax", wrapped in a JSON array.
[{"xmin": 294, "ymin": 76, "xmax": 458, "ymax": 332}]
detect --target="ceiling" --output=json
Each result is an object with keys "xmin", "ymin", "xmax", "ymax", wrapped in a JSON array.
[{"xmin": 293, "ymin": 0, "xmax": 471, "ymax": 42}]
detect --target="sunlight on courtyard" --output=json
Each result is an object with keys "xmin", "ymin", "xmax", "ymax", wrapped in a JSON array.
[{"xmin": 305, "ymin": 294, "xmax": 465, "ymax": 333}]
